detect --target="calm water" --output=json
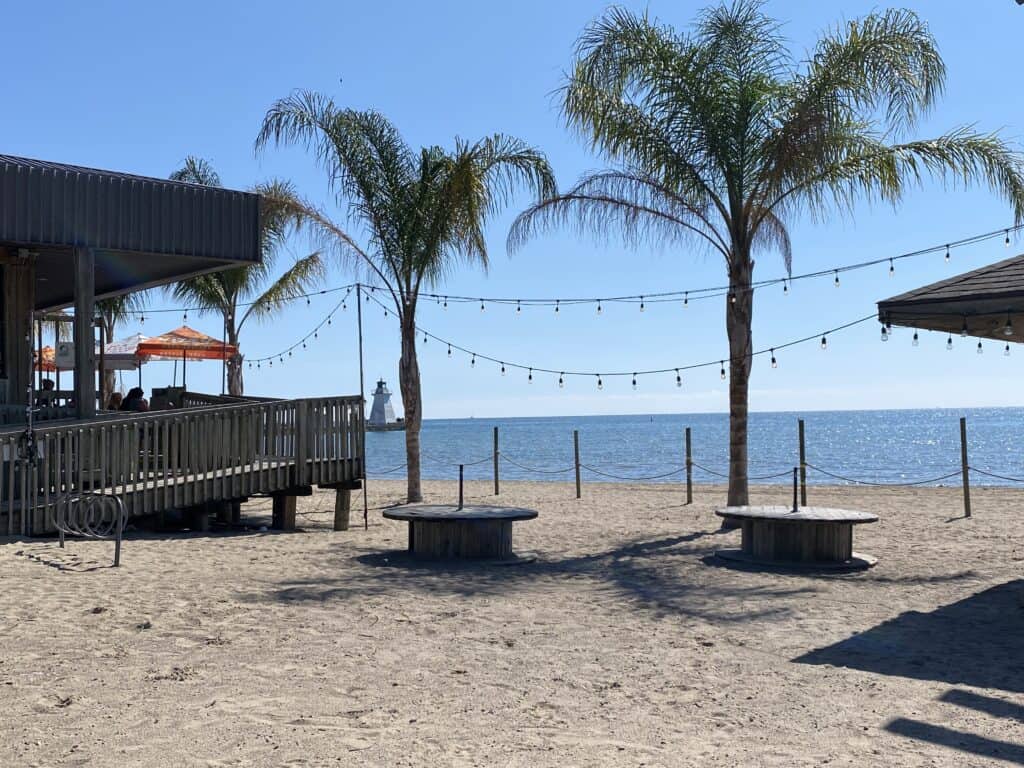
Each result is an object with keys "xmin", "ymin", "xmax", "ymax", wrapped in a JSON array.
[{"xmin": 366, "ymin": 408, "xmax": 1024, "ymax": 487}]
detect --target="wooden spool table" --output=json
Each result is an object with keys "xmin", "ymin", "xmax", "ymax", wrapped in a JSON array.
[
  {"xmin": 383, "ymin": 504, "xmax": 538, "ymax": 562},
  {"xmin": 715, "ymin": 505, "xmax": 879, "ymax": 571}
]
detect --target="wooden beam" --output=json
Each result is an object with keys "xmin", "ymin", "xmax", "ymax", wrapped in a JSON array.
[{"xmin": 73, "ymin": 247, "xmax": 96, "ymax": 418}]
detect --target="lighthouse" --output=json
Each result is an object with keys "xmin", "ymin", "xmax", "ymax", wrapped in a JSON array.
[{"xmin": 367, "ymin": 379, "xmax": 404, "ymax": 430}]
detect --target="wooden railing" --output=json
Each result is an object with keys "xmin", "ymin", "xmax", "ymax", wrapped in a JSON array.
[
  {"xmin": 0, "ymin": 395, "xmax": 364, "ymax": 536},
  {"xmin": 180, "ymin": 391, "xmax": 281, "ymax": 408}
]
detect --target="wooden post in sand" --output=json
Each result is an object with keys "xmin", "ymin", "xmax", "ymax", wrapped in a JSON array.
[
  {"xmin": 960, "ymin": 416, "xmax": 971, "ymax": 518},
  {"xmin": 493, "ymin": 426, "xmax": 500, "ymax": 496},
  {"xmin": 685, "ymin": 427, "xmax": 693, "ymax": 504},
  {"xmin": 573, "ymin": 429, "xmax": 581, "ymax": 499},
  {"xmin": 798, "ymin": 419, "xmax": 807, "ymax": 507}
]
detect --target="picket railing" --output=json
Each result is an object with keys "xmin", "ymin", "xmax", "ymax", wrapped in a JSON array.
[{"xmin": 0, "ymin": 395, "xmax": 364, "ymax": 536}]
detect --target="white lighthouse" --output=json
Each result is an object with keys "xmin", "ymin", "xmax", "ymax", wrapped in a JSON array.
[{"xmin": 367, "ymin": 379, "xmax": 404, "ymax": 431}]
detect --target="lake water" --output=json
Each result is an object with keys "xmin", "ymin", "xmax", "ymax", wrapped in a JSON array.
[{"xmin": 366, "ymin": 408, "xmax": 1024, "ymax": 487}]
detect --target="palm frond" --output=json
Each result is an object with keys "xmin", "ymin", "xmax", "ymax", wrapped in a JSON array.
[
  {"xmin": 240, "ymin": 252, "xmax": 326, "ymax": 328},
  {"xmin": 169, "ymin": 156, "xmax": 222, "ymax": 186}
]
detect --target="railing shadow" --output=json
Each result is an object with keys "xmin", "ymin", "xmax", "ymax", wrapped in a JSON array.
[
  {"xmin": 794, "ymin": 579, "xmax": 1024, "ymax": 693},
  {"xmin": 886, "ymin": 718, "xmax": 1024, "ymax": 765}
]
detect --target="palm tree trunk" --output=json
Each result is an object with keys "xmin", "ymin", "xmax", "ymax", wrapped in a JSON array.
[
  {"xmin": 226, "ymin": 322, "xmax": 244, "ymax": 397},
  {"xmin": 726, "ymin": 253, "xmax": 754, "ymax": 509},
  {"xmin": 399, "ymin": 314, "xmax": 423, "ymax": 503},
  {"xmin": 101, "ymin": 317, "xmax": 116, "ymax": 408}
]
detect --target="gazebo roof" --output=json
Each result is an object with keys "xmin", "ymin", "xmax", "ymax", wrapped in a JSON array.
[
  {"xmin": 0, "ymin": 154, "xmax": 262, "ymax": 311},
  {"xmin": 877, "ymin": 254, "xmax": 1024, "ymax": 343}
]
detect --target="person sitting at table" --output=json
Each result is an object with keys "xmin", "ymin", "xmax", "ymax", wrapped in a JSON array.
[
  {"xmin": 108, "ymin": 392, "xmax": 123, "ymax": 410},
  {"xmin": 120, "ymin": 387, "xmax": 150, "ymax": 412},
  {"xmin": 34, "ymin": 379, "xmax": 57, "ymax": 407}
]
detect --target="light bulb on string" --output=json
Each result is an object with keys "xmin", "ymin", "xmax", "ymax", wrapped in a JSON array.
[
  {"xmin": 470, "ymin": 354, "xmax": 476, "ymax": 367},
  {"xmin": 684, "ymin": 292, "xmax": 689, "ymax": 308},
  {"xmin": 675, "ymin": 369, "xmax": 682, "ymax": 387},
  {"xmin": 443, "ymin": 298, "xmax": 448, "ymax": 310},
  {"xmin": 1006, "ymin": 230, "xmax": 1011, "ymax": 247},
  {"xmin": 342, "ymin": 300, "xmax": 347, "ymax": 311},
  {"xmin": 729, "ymin": 289, "xmax": 736, "ymax": 304},
  {"xmin": 1005, "ymin": 343, "xmax": 1011, "ymax": 356},
  {"xmin": 639, "ymin": 296, "xmax": 645, "ymax": 312},
  {"xmin": 558, "ymin": 373, "xmax": 564, "ymax": 389},
  {"xmin": 423, "ymin": 332, "xmax": 427, "ymax": 344},
  {"xmin": 288, "ymin": 350, "xmax": 292, "ymax": 357},
  {"xmin": 820, "ymin": 334, "xmax": 828, "ymax": 350},
  {"xmin": 302, "ymin": 341, "xmax": 307, "ymax": 349},
  {"xmin": 516, "ymin": 300, "xmax": 521, "ymax": 315},
  {"xmin": 833, "ymin": 270, "xmax": 840, "ymax": 288},
  {"xmin": 269, "ymin": 360, "xmax": 273, "ymax": 367},
  {"xmin": 719, "ymin": 361, "xmax": 726, "ymax": 380},
  {"xmin": 888, "ymin": 259, "xmax": 894, "ymax": 277},
  {"xmin": 631, "ymin": 373, "xmax": 637, "ymax": 390},
  {"xmin": 306, "ymin": 297, "xmax": 311, "ymax": 306},
  {"xmin": 313, "ymin": 331, "xmax": 318, "ymax": 339},
  {"xmin": 480, "ymin": 299, "xmax": 485, "ymax": 312},
  {"xmin": 946, "ymin": 335, "xmax": 953, "ymax": 350},
  {"xmin": 279, "ymin": 356, "xmax": 283, "ymax": 364},
  {"xmin": 183, "ymin": 311, "xmax": 188, "ymax": 323},
  {"xmin": 597, "ymin": 375, "xmax": 603, "ymax": 391},
  {"xmin": 912, "ymin": 330, "xmax": 919, "ymax": 347},
  {"xmin": 555, "ymin": 299, "xmax": 560, "ymax": 315},
  {"xmin": 770, "ymin": 349, "xmax": 777, "ymax": 368},
  {"xmin": 977, "ymin": 341, "xmax": 983, "ymax": 354},
  {"xmin": 528, "ymin": 368, "xmax": 533, "ymax": 383},
  {"xmin": 500, "ymin": 362, "xmax": 506, "ymax": 376},
  {"xmin": 447, "ymin": 344, "xmax": 452, "ymax": 357},
  {"xmin": 945, "ymin": 245, "xmax": 950, "ymax": 263},
  {"xmin": 327, "ymin": 316, "xmax": 332, "ymax": 325},
  {"xmin": 783, "ymin": 279, "xmax": 788, "ymax": 296},
  {"xmin": 597, "ymin": 300, "xmax": 603, "ymax": 315},
  {"xmin": 880, "ymin": 324, "xmax": 888, "ymax": 342},
  {"xmin": 140, "ymin": 314, "xmax": 145, "ymax": 325}
]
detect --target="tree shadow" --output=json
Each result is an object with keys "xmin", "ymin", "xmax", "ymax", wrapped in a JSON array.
[
  {"xmin": 794, "ymin": 579, "xmax": 1024, "ymax": 693},
  {"xmin": 245, "ymin": 528, "xmax": 817, "ymax": 624}
]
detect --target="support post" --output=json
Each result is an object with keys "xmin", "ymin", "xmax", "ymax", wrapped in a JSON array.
[
  {"xmin": 73, "ymin": 247, "xmax": 97, "ymax": 419},
  {"xmin": 458, "ymin": 464, "xmax": 464, "ymax": 510},
  {"xmin": 357, "ymin": 284, "xmax": 369, "ymax": 531},
  {"xmin": 798, "ymin": 418, "xmax": 807, "ymax": 507},
  {"xmin": 685, "ymin": 427, "xmax": 693, "ymax": 505},
  {"xmin": 960, "ymin": 416, "xmax": 971, "ymax": 518},
  {"xmin": 493, "ymin": 426, "xmax": 499, "ymax": 495},
  {"xmin": 272, "ymin": 493, "xmax": 297, "ymax": 531},
  {"xmin": 573, "ymin": 429, "xmax": 581, "ymax": 499},
  {"xmin": 334, "ymin": 489, "xmax": 351, "ymax": 531}
]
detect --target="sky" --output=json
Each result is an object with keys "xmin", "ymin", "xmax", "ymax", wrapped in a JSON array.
[{"xmin": 4, "ymin": 1, "xmax": 1024, "ymax": 418}]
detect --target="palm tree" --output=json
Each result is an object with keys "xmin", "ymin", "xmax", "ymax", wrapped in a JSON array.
[
  {"xmin": 169, "ymin": 157, "xmax": 325, "ymax": 396},
  {"xmin": 256, "ymin": 94, "xmax": 556, "ymax": 502},
  {"xmin": 97, "ymin": 293, "xmax": 146, "ymax": 406},
  {"xmin": 509, "ymin": 3, "xmax": 1024, "ymax": 506}
]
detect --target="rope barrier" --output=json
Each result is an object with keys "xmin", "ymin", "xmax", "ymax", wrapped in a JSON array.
[
  {"xmin": 368, "ymin": 463, "xmax": 408, "ymax": 475},
  {"xmin": 499, "ymin": 453, "xmax": 576, "ymax": 475},
  {"xmin": 969, "ymin": 467, "xmax": 1024, "ymax": 483},
  {"xmin": 580, "ymin": 464, "xmax": 687, "ymax": 481},
  {"xmin": 805, "ymin": 463, "xmax": 962, "ymax": 487}
]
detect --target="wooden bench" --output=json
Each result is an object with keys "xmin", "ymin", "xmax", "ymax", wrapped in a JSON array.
[
  {"xmin": 715, "ymin": 505, "xmax": 879, "ymax": 571},
  {"xmin": 383, "ymin": 504, "xmax": 537, "ymax": 561}
]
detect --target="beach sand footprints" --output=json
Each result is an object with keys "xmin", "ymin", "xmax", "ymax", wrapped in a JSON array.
[{"xmin": 13, "ymin": 543, "xmax": 109, "ymax": 573}]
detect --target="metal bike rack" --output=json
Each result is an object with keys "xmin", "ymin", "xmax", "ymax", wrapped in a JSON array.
[{"xmin": 54, "ymin": 494, "xmax": 126, "ymax": 568}]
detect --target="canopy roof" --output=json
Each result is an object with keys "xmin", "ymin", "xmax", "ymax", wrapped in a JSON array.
[
  {"xmin": 877, "ymin": 254, "xmax": 1024, "ymax": 343},
  {"xmin": 135, "ymin": 326, "xmax": 237, "ymax": 361},
  {"xmin": 0, "ymin": 154, "xmax": 262, "ymax": 311},
  {"xmin": 34, "ymin": 335, "xmax": 147, "ymax": 372}
]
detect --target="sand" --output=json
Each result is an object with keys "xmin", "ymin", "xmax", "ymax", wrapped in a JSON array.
[{"xmin": 1, "ymin": 479, "xmax": 1023, "ymax": 767}]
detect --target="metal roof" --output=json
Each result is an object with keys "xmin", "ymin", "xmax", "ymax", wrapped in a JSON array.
[
  {"xmin": 0, "ymin": 154, "xmax": 262, "ymax": 310},
  {"xmin": 877, "ymin": 254, "xmax": 1024, "ymax": 343}
]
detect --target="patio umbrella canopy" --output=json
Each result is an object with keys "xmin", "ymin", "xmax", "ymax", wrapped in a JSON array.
[
  {"xmin": 34, "ymin": 340, "xmax": 145, "ymax": 372},
  {"xmin": 135, "ymin": 326, "xmax": 237, "ymax": 361},
  {"xmin": 878, "ymin": 254, "xmax": 1024, "ymax": 343}
]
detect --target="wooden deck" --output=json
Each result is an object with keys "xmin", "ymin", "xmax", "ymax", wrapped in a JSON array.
[{"xmin": 0, "ymin": 395, "xmax": 364, "ymax": 536}]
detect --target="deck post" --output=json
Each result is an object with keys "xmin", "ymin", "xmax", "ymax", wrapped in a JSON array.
[
  {"xmin": 960, "ymin": 416, "xmax": 971, "ymax": 518},
  {"xmin": 685, "ymin": 427, "xmax": 693, "ymax": 504},
  {"xmin": 573, "ymin": 430, "xmax": 581, "ymax": 499},
  {"xmin": 493, "ymin": 426, "xmax": 499, "ymax": 496},
  {"xmin": 798, "ymin": 418, "xmax": 807, "ymax": 507},
  {"xmin": 334, "ymin": 489, "xmax": 351, "ymax": 531},
  {"xmin": 73, "ymin": 247, "xmax": 97, "ymax": 419},
  {"xmin": 271, "ymin": 493, "xmax": 297, "ymax": 531}
]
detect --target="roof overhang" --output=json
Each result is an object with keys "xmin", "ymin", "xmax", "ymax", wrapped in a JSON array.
[
  {"xmin": 877, "ymin": 253, "xmax": 1024, "ymax": 343},
  {"xmin": 0, "ymin": 155, "xmax": 262, "ymax": 311}
]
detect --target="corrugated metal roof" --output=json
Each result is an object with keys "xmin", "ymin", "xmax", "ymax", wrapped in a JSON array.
[{"xmin": 0, "ymin": 154, "xmax": 260, "ymax": 262}]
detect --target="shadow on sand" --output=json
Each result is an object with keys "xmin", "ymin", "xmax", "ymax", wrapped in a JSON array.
[
  {"xmin": 243, "ymin": 528, "xmax": 819, "ymax": 623},
  {"xmin": 795, "ymin": 579, "xmax": 1024, "ymax": 694}
]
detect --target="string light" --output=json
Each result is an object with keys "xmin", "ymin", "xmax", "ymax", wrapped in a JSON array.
[
  {"xmin": 977, "ymin": 341, "xmax": 983, "ymax": 354},
  {"xmin": 833, "ymin": 270, "xmax": 840, "ymax": 288},
  {"xmin": 639, "ymin": 296, "xmax": 645, "ymax": 312},
  {"xmin": 423, "ymin": 332, "xmax": 427, "ymax": 344},
  {"xmin": 888, "ymin": 258, "xmax": 894, "ymax": 277},
  {"xmin": 719, "ymin": 361, "xmax": 726, "ymax": 380},
  {"xmin": 471, "ymin": 354, "xmax": 476, "ymax": 367},
  {"xmin": 783, "ymin": 279, "xmax": 788, "ymax": 295},
  {"xmin": 946, "ymin": 335, "xmax": 953, "ymax": 350},
  {"xmin": 555, "ymin": 299, "xmax": 560, "ymax": 315},
  {"xmin": 684, "ymin": 292, "xmax": 689, "ymax": 307},
  {"xmin": 447, "ymin": 344, "xmax": 452, "ymax": 357},
  {"xmin": 183, "ymin": 311, "xmax": 188, "ymax": 323},
  {"xmin": 516, "ymin": 300, "xmax": 521, "ymax": 314},
  {"xmin": 558, "ymin": 372, "xmax": 564, "ymax": 388},
  {"xmin": 480, "ymin": 299, "xmax": 485, "ymax": 312},
  {"xmin": 500, "ymin": 362, "xmax": 506, "ymax": 376},
  {"xmin": 306, "ymin": 297, "xmax": 311, "ymax": 306},
  {"xmin": 820, "ymin": 334, "xmax": 828, "ymax": 350},
  {"xmin": 945, "ymin": 245, "xmax": 950, "ymax": 263},
  {"xmin": 1005, "ymin": 343, "xmax": 1011, "ymax": 356},
  {"xmin": 597, "ymin": 375, "xmax": 603, "ymax": 390},
  {"xmin": 770, "ymin": 348, "xmax": 777, "ymax": 368},
  {"xmin": 631, "ymin": 373, "xmax": 637, "ymax": 390},
  {"xmin": 728, "ymin": 289, "xmax": 736, "ymax": 304},
  {"xmin": 675, "ymin": 368, "xmax": 682, "ymax": 387},
  {"xmin": 1006, "ymin": 230, "xmax": 1011, "ymax": 247},
  {"xmin": 912, "ymin": 330, "xmax": 919, "ymax": 347},
  {"xmin": 327, "ymin": 316, "xmax": 332, "ymax": 325},
  {"xmin": 443, "ymin": 298, "xmax": 448, "ymax": 310},
  {"xmin": 528, "ymin": 368, "xmax": 533, "ymax": 383},
  {"xmin": 597, "ymin": 300, "xmax": 603, "ymax": 315},
  {"xmin": 140, "ymin": 314, "xmax": 145, "ymax": 325},
  {"xmin": 880, "ymin": 324, "xmax": 888, "ymax": 342}
]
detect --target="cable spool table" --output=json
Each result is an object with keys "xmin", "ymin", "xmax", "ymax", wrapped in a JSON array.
[
  {"xmin": 383, "ymin": 505, "xmax": 538, "ymax": 562},
  {"xmin": 714, "ymin": 506, "xmax": 879, "ymax": 571}
]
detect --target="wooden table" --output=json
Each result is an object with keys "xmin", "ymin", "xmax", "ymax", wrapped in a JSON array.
[
  {"xmin": 715, "ymin": 505, "xmax": 879, "ymax": 570},
  {"xmin": 383, "ymin": 504, "xmax": 538, "ymax": 561}
]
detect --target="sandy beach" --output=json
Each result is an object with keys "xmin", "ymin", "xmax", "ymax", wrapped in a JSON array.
[{"xmin": 1, "ymin": 479, "xmax": 1022, "ymax": 767}]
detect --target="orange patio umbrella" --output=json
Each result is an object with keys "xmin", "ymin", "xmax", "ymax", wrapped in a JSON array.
[
  {"xmin": 34, "ymin": 346, "xmax": 57, "ymax": 373},
  {"xmin": 135, "ymin": 326, "xmax": 238, "ymax": 389}
]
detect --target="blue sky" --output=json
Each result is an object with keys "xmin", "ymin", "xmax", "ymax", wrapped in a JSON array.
[{"xmin": 5, "ymin": 1, "xmax": 1024, "ymax": 418}]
